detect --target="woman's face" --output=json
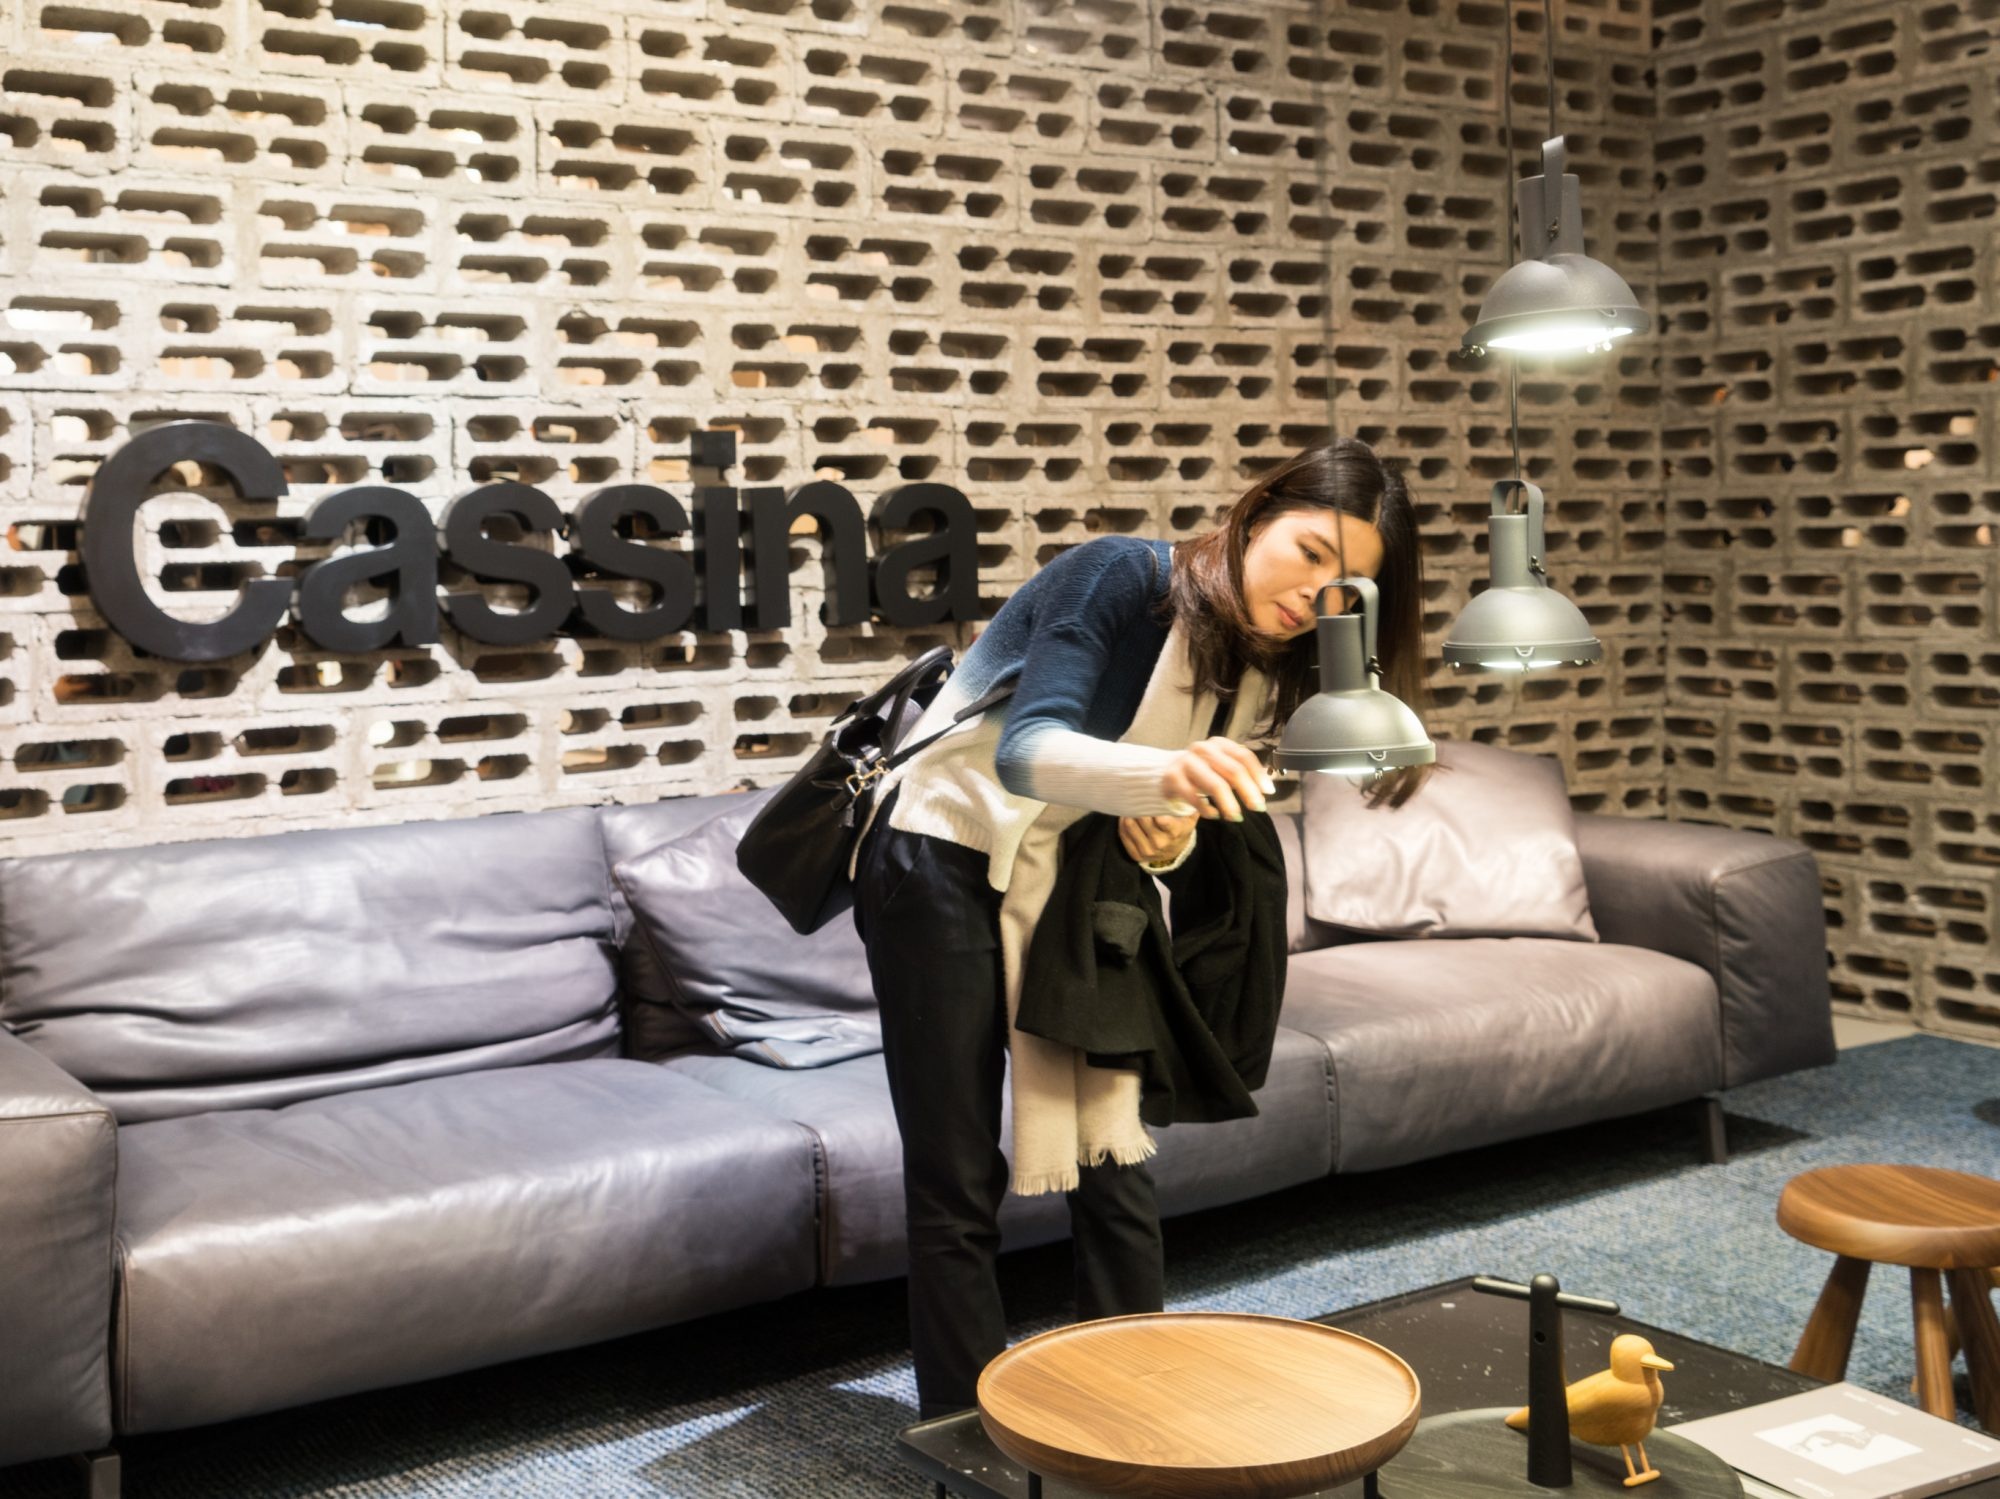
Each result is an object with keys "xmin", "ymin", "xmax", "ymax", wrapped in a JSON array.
[{"xmin": 1240, "ymin": 508, "xmax": 1386, "ymax": 642}]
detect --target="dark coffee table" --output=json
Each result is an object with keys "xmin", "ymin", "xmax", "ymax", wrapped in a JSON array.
[{"xmin": 897, "ymin": 1276, "xmax": 2000, "ymax": 1499}]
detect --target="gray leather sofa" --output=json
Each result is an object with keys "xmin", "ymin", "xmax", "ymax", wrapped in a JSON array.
[{"xmin": 0, "ymin": 783, "xmax": 1835, "ymax": 1492}]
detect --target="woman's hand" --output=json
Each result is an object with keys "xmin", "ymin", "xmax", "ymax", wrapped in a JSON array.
[
  {"xmin": 1160, "ymin": 737, "xmax": 1274, "ymax": 821},
  {"xmin": 1119, "ymin": 812, "xmax": 1200, "ymax": 866}
]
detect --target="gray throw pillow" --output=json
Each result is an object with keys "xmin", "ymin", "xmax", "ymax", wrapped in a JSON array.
[
  {"xmin": 612, "ymin": 799, "xmax": 881, "ymax": 1068},
  {"xmin": 1300, "ymin": 740, "xmax": 1599, "ymax": 941}
]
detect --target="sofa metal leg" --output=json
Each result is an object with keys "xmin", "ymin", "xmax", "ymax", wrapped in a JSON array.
[
  {"xmin": 71, "ymin": 1447, "xmax": 120, "ymax": 1499},
  {"xmin": 1694, "ymin": 1096, "xmax": 1728, "ymax": 1165}
]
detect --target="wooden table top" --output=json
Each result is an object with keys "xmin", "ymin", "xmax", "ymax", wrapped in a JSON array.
[
  {"xmin": 976, "ymin": 1312, "xmax": 1422, "ymax": 1499},
  {"xmin": 1777, "ymin": 1164, "xmax": 2000, "ymax": 1269}
]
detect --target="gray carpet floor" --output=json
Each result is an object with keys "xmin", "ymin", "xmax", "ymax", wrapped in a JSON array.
[{"xmin": 4, "ymin": 1033, "xmax": 1996, "ymax": 1498}]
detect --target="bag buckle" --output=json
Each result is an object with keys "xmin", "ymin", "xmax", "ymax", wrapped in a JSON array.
[{"xmin": 843, "ymin": 759, "xmax": 889, "ymax": 798}]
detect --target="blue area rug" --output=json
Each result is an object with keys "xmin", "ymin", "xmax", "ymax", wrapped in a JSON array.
[{"xmin": 3, "ymin": 1034, "xmax": 1995, "ymax": 1498}]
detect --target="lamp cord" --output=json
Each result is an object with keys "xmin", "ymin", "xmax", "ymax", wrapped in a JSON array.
[
  {"xmin": 1543, "ymin": 0, "xmax": 1558, "ymax": 141},
  {"xmin": 1305, "ymin": 0, "xmax": 1350, "ymax": 590},
  {"xmin": 1501, "ymin": 0, "xmax": 1522, "ymax": 482},
  {"xmin": 1509, "ymin": 364, "xmax": 1523, "ymax": 483}
]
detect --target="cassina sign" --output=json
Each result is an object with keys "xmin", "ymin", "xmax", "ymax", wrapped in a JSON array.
[{"xmin": 79, "ymin": 421, "xmax": 980, "ymax": 663}]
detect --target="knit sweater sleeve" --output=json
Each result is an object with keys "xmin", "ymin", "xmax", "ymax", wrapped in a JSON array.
[{"xmin": 992, "ymin": 539, "xmax": 1196, "ymax": 818}]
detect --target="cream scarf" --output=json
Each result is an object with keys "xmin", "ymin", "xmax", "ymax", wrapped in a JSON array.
[{"xmin": 1000, "ymin": 623, "xmax": 1271, "ymax": 1196}]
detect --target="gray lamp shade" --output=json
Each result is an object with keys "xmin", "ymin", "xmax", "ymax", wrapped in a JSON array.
[
  {"xmin": 1275, "ymin": 577, "xmax": 1435, "ymax": 779},
  {"xmin": 1442, "ymin": 481, "xmax": 1603, "ymax": 671},
  {"xmin": 1463, "ymin": 136, "xmax": 1650, "ymax": 356}
]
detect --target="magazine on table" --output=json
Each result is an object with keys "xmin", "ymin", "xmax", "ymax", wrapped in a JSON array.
[{"xmin": 1668, "ymin": 1382, "xmax": 2000, "ymax": 1499}]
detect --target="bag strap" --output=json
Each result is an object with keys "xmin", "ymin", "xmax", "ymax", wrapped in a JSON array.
[
  {"xmin": 885, "ymin": 681, "xmax": 1015, "ymax": 770},
  {"xmin": 878, "ymin": 652, "xmax": 948, "ymax": 749},
  {"xmin": 838, "ymin": 644, "xmax": 952, "ymax": 729}
]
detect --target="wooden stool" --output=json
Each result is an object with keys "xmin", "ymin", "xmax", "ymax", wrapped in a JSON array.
[
  {"xmin": 977, "ymin": 1312, "xmax": 1421, "ymax": 1498},
  {"xmin": 1778, "ymin": 1164, "xmax": 2000, "ymax": 1430}
]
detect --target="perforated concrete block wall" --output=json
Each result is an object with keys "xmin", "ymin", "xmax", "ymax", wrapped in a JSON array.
[
  {"xmin": 0, "ymin": 0, "xmax": 1666, "ymax": 863},
  {"xmin": 1654, "ymin": 0, "xmax": 2000, "ymax": 1042},
  {"xmin": 13, "ymin": 0, "xmax": 1992, "ymax": 1034}
]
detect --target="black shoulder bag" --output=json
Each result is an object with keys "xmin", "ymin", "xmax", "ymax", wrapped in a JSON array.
[{"xmin": 734, "ymin": 645, "xmax": 1014, "ymax": 934}]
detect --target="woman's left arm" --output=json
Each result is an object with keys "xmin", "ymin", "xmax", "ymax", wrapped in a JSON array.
[{"xmin": 992, "ymin": 542, "xmax": 1197, "ymax": 818}]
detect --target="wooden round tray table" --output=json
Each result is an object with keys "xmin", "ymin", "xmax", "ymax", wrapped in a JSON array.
[{"xmin": 976, "ymin": 1311, "xmax": 1422, "ymax": 1498}]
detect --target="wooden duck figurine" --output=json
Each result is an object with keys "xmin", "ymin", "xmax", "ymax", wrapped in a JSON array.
[{"xmin": 1506, "ymin": 1334, "xmax": 1676, "ymax": 1487}]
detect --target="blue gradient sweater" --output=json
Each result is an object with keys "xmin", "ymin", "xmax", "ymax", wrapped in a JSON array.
[{"xmin": 858, "ymin": 535, "xmax": 1270, "ymax": 892}]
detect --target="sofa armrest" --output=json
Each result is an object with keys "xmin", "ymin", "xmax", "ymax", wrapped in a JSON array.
[
  {"xmin": 0, "ymin": 1028, "xmax": 117, "ymax": 1465},
  {"xmin": 1575, "ymin": 814, "xmax": 1836, "ymax": 1089}
]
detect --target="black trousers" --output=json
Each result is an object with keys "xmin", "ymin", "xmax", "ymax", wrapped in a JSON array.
[{"xmin": 853, "ymin": 791, "xmax": 1165, "ymax": 1419}]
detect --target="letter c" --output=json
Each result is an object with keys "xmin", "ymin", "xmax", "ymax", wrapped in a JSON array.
[{"xmin": 80, "ymin": 421, "xmax": 293, "ymax": 661}]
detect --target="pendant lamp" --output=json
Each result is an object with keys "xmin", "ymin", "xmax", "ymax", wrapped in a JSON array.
[
  {"xmin": 1443, "ymin": 0, "xmax": 1622, "ymax": 674},
  {"xmin": 1441, "ymin": 481, "xmax": 1602, "ymax": 671},
  {"xmin": 1463, "ymin": 136, "xmax": 1649, "ymax": 357},
  {"xmin": 1462, "ymin": 0, "xmax": 1649, "ymax": 358},
  {"xmin": 1274, "ymin": 0, "xmax": 1435, "ymax": 782},
  {"xmin": 1275, "ymin": 578, "xmax": 1436, "ymax": 778}
]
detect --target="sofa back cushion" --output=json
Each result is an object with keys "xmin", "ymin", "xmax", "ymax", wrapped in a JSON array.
[
  {"xmin": 598, "ymin": 790, "xmax": 769, "ymax": 1060},
  {"xmin": 1299, "ymin": 739, "xmax": 1599, "ymax": 941},
  {"xmin": 0, "ymin": 808, "xmax": 621, "ymax": 1123},
  {"xmin": 612, "ymin": 795, "xmax": 881, "ymax": 1069}
]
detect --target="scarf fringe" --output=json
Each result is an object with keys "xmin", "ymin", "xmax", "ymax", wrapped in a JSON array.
[
  {"xmin": 1011, "ymin": 1131, "xmax": 1159, "ymax": 1198},
  {"xmin": 1011, "ymin": 1165, "xmax": 1080, "ymax": 1197},
  {"xmin": 1081, "ymin": 1133, "xmax": 1158, "ymax": 1170}
]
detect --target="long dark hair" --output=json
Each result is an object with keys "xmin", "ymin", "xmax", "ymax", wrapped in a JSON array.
[{"xmin": 1164, "ymin": 437, "xmax": 1432, "ymax": 807}]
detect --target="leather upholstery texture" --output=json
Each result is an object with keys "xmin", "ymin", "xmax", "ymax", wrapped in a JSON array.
[
  {"xmin": 1300, "ymin": 741, "xmax": 1599, "ymax": 941},
  {"xmin": 1575, "ymin": 814, "xmax": 1836, "ymax": 1087},
  {"xmin": 1269, "ymin": 808, "xmax": 1344, "ymax": 955},
  {"xmin": 112, "ymin": 1059, "xmax": 818, "ymax": 1434},
  {"xmin": 0, "ymin": 809, "xmax": 623, "ymax": 1123},
  {"xmin": 1283, "ymin": 937, "xmax": 1723, "ymax": 1172},
  {"xmin": 0, "ymin": 1031, "xmax": 115, "ymax": 1466},
  {"xmin": 664, "ymin": 1023, "xmax": 1334, "ymax": 1287},
  {"xmin": 0, "ymin": 761, "xmax": 1840, "ymax": 1456},
  {"xmin": 599, "ymin": 790, "xmax": 765, "ymax": 1060},
  {"xmin": 615, "ymin": 796, "xmax": 881, "ymax": 1068}
]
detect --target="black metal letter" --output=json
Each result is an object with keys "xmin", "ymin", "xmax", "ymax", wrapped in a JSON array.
[
  {"xmin": 570, "ymin": 484, "xmax": 695, "ymax": 640},
  {"xmin": 747, "ymin": 480, "xmax": 871, "ymax": 631},
  {"xmin": 694, "ymin": 484, "xmax": 743, "ymax": 632},
  {"xmin": 872, "ymin": 482, "xmax": 979, "ymax": 626},
  {"xmin": 80, "ymin": 421, "xmax": 293, "ymax": 661},
  {"xmin": 296, "ymin": 486, "xmax": 439, "ymax": 652},
  {"xmin": 438, "ymin": 482, "xmax": 574, "ymax": 645}
]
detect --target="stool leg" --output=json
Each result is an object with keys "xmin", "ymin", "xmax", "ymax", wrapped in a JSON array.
[
  {"xmin": 1913, "ymin": 1269, "xmax": 1957, "ymax": 1422},
  {"xmin": 1914, "ymin": 1304, "xmax": 1965, "ymax": 1396},
  {"xmin": 1947, "ymin": 1268, "xmax": 2000, "ymax": 1432},
  {"xmin": 1792, "ymin": 1256, "xmax": 1871, "ymax": 1380}
]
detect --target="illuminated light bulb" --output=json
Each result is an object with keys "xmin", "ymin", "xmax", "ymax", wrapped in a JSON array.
[{"xmin": 1484, "ymin": 321, "xmax": 1638, "ymax": 354}]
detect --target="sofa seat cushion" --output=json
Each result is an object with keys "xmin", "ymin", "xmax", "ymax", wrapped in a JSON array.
[
  {"xmin": 1, "ymin": 807, "xmax": 622, "ymax": 1123},
  {"xmin": 1282, "ymin": 938, "xmax": 1722, "ymax": 1173},
  {"xmin": 112, "ymin": 1059, "xmax": 819, "ymax": 1434},
  {"xmin": 662, "ymin": 1024, "xmax": 1334, "ymax": 1287}
]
